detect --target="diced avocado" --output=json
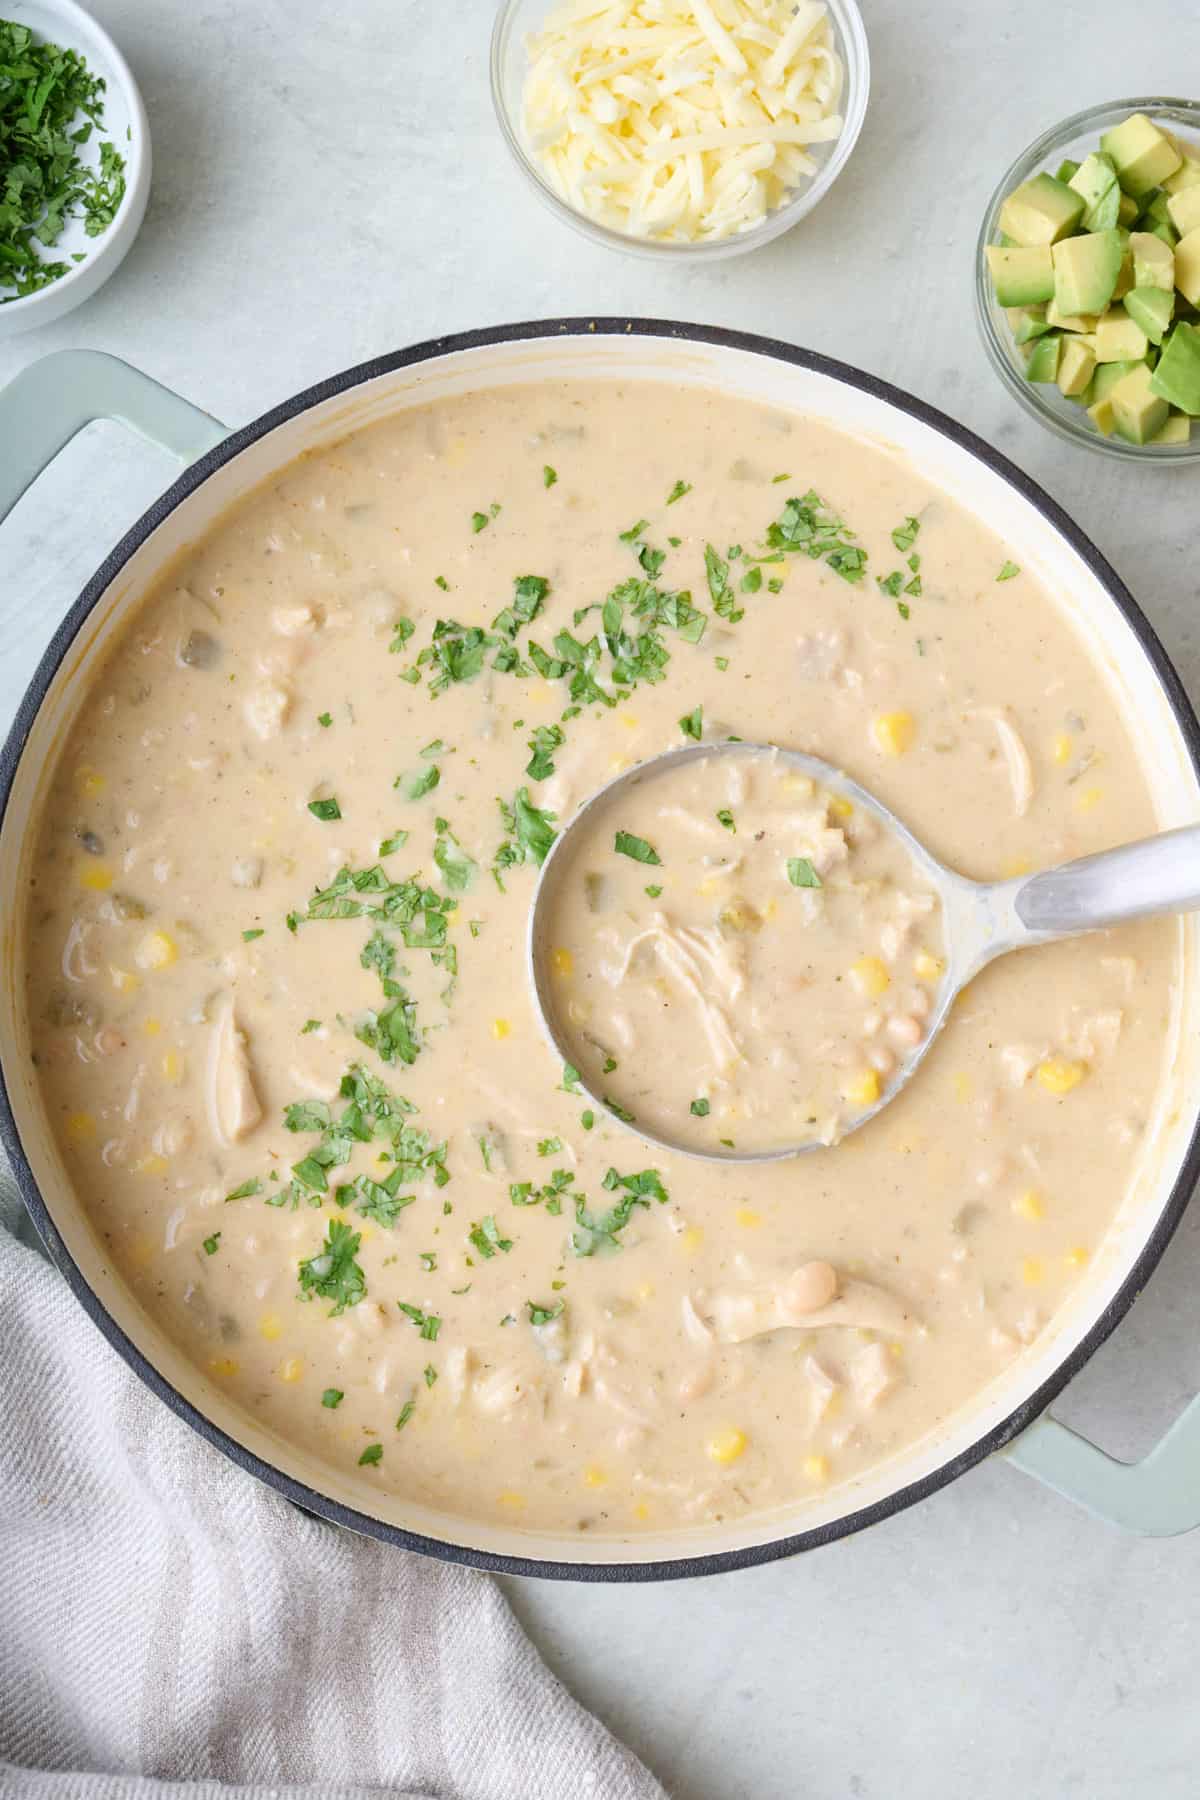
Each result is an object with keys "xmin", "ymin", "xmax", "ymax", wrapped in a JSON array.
[
  {"xmin": 1055, "ymin": 158, "xmax": 1081, "ymax": 183},
  {"xmin": 1100, "ymin": 113, "xmax": 1183, "ymax": 198},
  {"xmin": 1056, "ymin": 337, "xmax": 1096, "ymax": 398},
  {"xmin": 1112, "ymin": 250, "xmax": 1136, "ymax": 300},
  {"xmin": 1046, "ymin": 297, "xmax": 1099, "ymax": 332},
  {"xmin": 1110, "ymin": 361, "xmax": 1171, "ymax": 443},
  {"xmin": 1176, "ymin": 228, "xmax": 1200, "ymax": 306},
  {"xmin": 1023, "ymin": 333, "xmax": 1061, "ymax": 383},
  {"xmin": 999, "ymin": 173, "xmax": 1086, "ymax": 247},
  {"xmin": 986, "ymin": 244, "xmax": 1055, "ymax": 306},
  {"xmin": 1118, "ymin": 192, "xmax": 1139, "ymax": 227},
  {"xmin": 1123, "ymin": 286, "xmax": 1175, "ymax": 344},
  {"xmin": 1168, "ymin": 186, "xmax": 1200, "ymax": 238},
  {"xmin": 1142, "ymin": 191, "xmax": 1174, "ymax": 228},
  {"xmin": 1152, "ymin": 411, "xmax": 1192, "ymax": 444},
  {"xmin": 1094, "ymin": 308, "xmax": 1150, "ymax": 362},
  {"xmin": 1084, "ymin": 359, "xmax": 1140, "ymax": 406},
  {"xmin": 1131, "ymin": 230, "xmax": 1175, "ymax": 290},
  {"xmin": 1149, "ymin": 219, "xmax": 1180, "ymax": 249},
  {"xmin": 1006, "ymin": 305, "xmax": 1053, "ymax": 344},
  {"xmin": 1068, "ymin": 152, "xmax": 1120, "ymax": 231},
  {"xmin": 1087, "ymin": 396, "xmax": 1116, "ymax": 435},
  {"xmin": 1163, "ymin": 135, "xmax": 1200, "ymax": 196},
  {"xmin": 1150, "ymin": 321, "xmax": 1200, "ymax": 414},
  {"xmin": 1051, "ymin": 229, "xmax": 1124, "ymax": 317}
]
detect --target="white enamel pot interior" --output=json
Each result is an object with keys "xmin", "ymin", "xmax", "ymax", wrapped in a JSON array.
[{"xmin": 3, "ymin": 321, "xmax": 1200, "ymax": 1579}]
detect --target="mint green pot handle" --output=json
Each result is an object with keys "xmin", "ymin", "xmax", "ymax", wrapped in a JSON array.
[
  {"xmin": 0, "ymin": 348, "xmax": 227, "ymax": 522},
  {"xmin": 1002, "ymin": 1393, "xmax": 1200, "ymax": 1535}
]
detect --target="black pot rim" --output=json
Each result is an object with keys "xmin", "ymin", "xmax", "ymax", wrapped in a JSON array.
[{"xmin": 3, "ymin": 315, "xmax": 1199, "ymax": 1583}]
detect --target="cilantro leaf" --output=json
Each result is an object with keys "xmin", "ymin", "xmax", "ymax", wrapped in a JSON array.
[
  {"xmin": 298, "ymin": 1218, "xmax": 366, "ymax": 1316},
  {"xmin": 787, "ymin": 857, "xmax": 823, "ymax": 888},
  {"xmin": 614, "ymin": 830, "xmax": 661, "ymax": 865}
]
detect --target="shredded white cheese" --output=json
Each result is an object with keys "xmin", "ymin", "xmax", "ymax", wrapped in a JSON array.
[{"xmin": 520, "ymin": 0, "xmax": 845, "ymax": 243}]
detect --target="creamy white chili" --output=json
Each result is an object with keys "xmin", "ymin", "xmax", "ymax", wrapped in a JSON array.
[
  {"xmin": 537, "ymin": 748, "xmax": 946, "ymax": 1153},
  {"xmin": 23, "ymin": 380, "xmax": 1175, "ymax": 1535}
]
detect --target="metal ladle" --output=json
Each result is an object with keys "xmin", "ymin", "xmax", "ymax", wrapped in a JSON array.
[{"xmin": 528, "ymin": 741, "xmax": 1200, "ymax": 1164}]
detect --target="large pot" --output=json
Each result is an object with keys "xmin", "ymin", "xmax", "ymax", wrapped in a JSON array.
[{"xmin": 3, "ymin": 321, "xmax": 1200, "ymax": 1579}]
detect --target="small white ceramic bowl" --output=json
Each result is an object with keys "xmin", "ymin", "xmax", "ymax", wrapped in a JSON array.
[{"xmin": 0, "ymin": 0, "xmax": 150, "ymax": 338}]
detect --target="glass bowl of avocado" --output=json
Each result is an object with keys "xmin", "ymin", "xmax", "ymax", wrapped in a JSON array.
[{"xmin": 977, "ymin": 98, "xmax": 1200, "ymax": 460}]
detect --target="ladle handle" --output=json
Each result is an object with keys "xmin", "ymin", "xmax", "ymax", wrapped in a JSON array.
[{"xmin": 1014, "ymin": 824, "xmax": 1200, "ymax": 939}]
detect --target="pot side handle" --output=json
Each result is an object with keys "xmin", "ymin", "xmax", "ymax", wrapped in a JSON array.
[
  {"xmin": 0, "ymin": 348, "xmax": 227, "ymax": 523},
  {"xmin": 1002, "ymin": 1394, "xmax": 1200, "ymax": 1535}
]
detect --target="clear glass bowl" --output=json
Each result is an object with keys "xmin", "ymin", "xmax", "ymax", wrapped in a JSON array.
[
  {"xmin": 490, "ymin": 0, "xmax": 870, "ymax": 263},
  {"xmin": 976, "ymin": 96, "xmax": 1200, "ymax": 464}
]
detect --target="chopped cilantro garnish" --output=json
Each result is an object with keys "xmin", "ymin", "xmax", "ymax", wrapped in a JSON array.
[
  {"xmin": 321, "ymin": 1388, "xmax": 344, "ymax": 1409},
  {"xmin": 317, "ymin": 712, "xmax": 333, "ymax": 728},
  {"xmin": 543, "ymin": 465, "xmax": 557, "ymax": 488},
  {"xmin": 619, "ymin": 518, "xmax": 650, "ymax": 543},
  {"xmin": 433, "ymin": 820, "xmax": 476, "ymax": 891},
  {"xmin": 434, "ymin": 575, "xmax": 449, "ymax": 591},
  {"xmin": 997, "ymin": 561, "xmax": 1021, "ymax": 581},
  {"xmin": 581, "ymin": 1109, "xmax": 595, "ymax": 1130},
  {"xmin": 561, "ymin": 1063, "xmax": 583, "ymax": 1095},
  {"xmin": 494, "ymin": 574, "xmax": 550, "ymax": 640},
  {"xmin": 358, "ymin": 1443, "xmax": 382, "ymax": 1466},
  {"xmin": 877, "ymin": 571, "xmax": 904, "ymax": 598},
  {"xmin": 537, "ymin": 1136, "xmax": 563, "ymax": 1157},
  {"xmin": 471, "ymin": 511, "xmax": 489, "ymax": 534},
  {"xmin": 615, "ymin": 830, "xmax": 661, "ymax": 865},
  {"xmin": 644, "ymin": 883, "xmax": 663, "ymax": 898},
  {"xmin": 690, "ymin": 1098, "xmax": 710, "ymax": 1117},
  {"xmin": 714, "ymin": 655, "xmax": 729, "ymax": 672},
  {"xmin": 224, "ymin": 1177, "xmax": 262, "ymax": 1202},
  {"xmin": 528, "ymin": 1299, "xmax": 565, "ymax": 1326},
  {"xmin": 420, "ymin": 1251, "xmax": 437, "ymax": 1272},
  {"xmin": 401, "ymin": 765, "xmax": 440, "ymax": 801},
  {"xmin": 772, "ymin": 472, "xmax": 791, "ymax": 483},
  {"xmin": 202, "ymin": 1232, "xmax": 221, "ymax": 1255},
  {"xmin": 298, "ymin": 1218, "xmax": 366, "ymax": 1316},
  {"xmin": 767, "ymin": 491, "xmax": 867, "ymax": 584},
  {"xmin": 740, "ymin": 566, "xmax": 762, "ymax": 594},
  {"xmin": 467, "ymin": 1215, "xmax": 513, "ymax": 1259},
  {"xmin": 705, "ymin": 543, "xmax": 742, "ymax": 622},
  {"xmin": 424, "ymin": 1363, "xmax": 438, "ymax": 1387},
  {"xmin": 526, "ymin": 722, "xmax": 565, "ymax": 781},
  {"xmin": 493, "ymin": 787, "xmax": 557, "ymax": 881},
  {"xmin": 603, "ymin": 1096, "xmax": 635, "ymax": 1123},
  {"xmin": 301, "ymin": 1019, "xmax": 321, "ymax": 1034},
  {"xmin": 679, "ymin": 705, "xmax": 703, "ymax": 740},
  {"xmin": 716, "ymin": 808, "xmax": 736, "ymax": 833},
  {"xmin": 395, "ymin": 1400, "xmax": 416, "ymax": 1430},
  {"xmin": 666, "ymin": 479, "xmax": 692, "ymax": 505},
  {"xmin": 892, "ymin": 516, "xmax": 921, "ymax": 553},
  {"xmin": 308, "ymin": 798, "xmax": 342, "ymax": 822},
  {"xmin": 378, "ymin": 829, "xmax": 409, "ymax": 856},
  {"xmin": 242, "ymin": 928, "xmax": 264, "ymax": 942},
  {"xmin": 787, "ymin": 857, "xmax": 823, "ymax": 889},
  {"xmin": 398, "ymin": 1301, "xmax": 442, "ymax": 1340},
  {"xmin": 571, "ymin": 1166, "xmax": 668, "ymax": 1255}
]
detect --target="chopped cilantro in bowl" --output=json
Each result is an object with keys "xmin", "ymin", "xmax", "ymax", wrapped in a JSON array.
[{"xmin": 0, "ymin": 9, "xmax": 148, "ymax": 330}]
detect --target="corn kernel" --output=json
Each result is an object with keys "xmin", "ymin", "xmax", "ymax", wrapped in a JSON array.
[
  {"xmin": 1064, "ymin": 1246, "xmax": 1090, "ymax": 1271},
  {"xmin": 74, "ymin": 765, "xmax": 107, "ymax": 796},
  {"xmin": 1021, "ymin": 1256, "xmax": 1045, "ymax": 1286},
  {"xmin": 843, "ymin": 1068, "xmax": 881, "ymax": 1108},
  {"xmin": 1012, "ymin": 1188, "xmax": 1045, "ymax": 1222},
  {"xmin": 803, "ymin": 1454, "xmax": 830, "ymax": 1483},
  {"xmin": 278, "ymin": 1356, "xmax": 304, "ymax": 1383},
  {"xmin": 635, "ymin": 1280, "xmax": 655, "ymax": 1302},
  {"xmin": 871, "ymin": 711, "xmax": 915, "ymax": 756},
  {"xmin": 1001, "ymin": 855, "xmax": 1032, "ymax": 879},
  {"xmin": 828, "ymin": 795, "xmax": 853, "ymax": 820},
  {"xmin": 1052, "ymin": 732, "xmax": 1073, "ymax": 765},
  {"xmin": 620, "ymin": 713, "xmax": 639, "ymax": 730},
  {"xmin": 914, "ymin": 951, "xmax": 944, "ymax": 982},
  {"xmin": 1036, "ymin": 1057, "xmax": 1086, "ymax": 1095},
  {"xmin": 850, "ymin": 955, "xmax": 890, "ymax": 999},
  {"xmin": 780, "ymin": 774, "xmax": 814, "ymax": 797},
  {"xmin": 551, "ymin": 947, "xmax": 574, "ymax": 977},
  {"xmin": 161, "ymin": 1049, "xmax": 184, "ymax": 1084},
  {"xmin": 735, "ymin": 1206, "xmax": 762, "ymax": 1229},
  {"xmin": 207, "ymin": 1356, "xmax": 239, "ymax": 1379},
  {"xmin": 136, "ymin": 930, "xmax": 177, "ymax": 971},
  {"xmin": 76, "ymin": 857, "xmax": 114, "ymax": 891},
  {"xmin": 1076, "ymin": 786, "xmax": 1103, "ymax": 813},
  {"xmin": 142, "ymin": 1017, "xmax": 162, "ymax": 1036},
  {"xmin": 583, "ymin": 1464, "xmax": 609, "ymax": 1488},
  {"xmin": 680, "ymin": 1226, "xmax": 704, "ymax": 1253},
  {"xmin": 697, "ymin": 876, "xmax": 721, "ymax": 897},
  {"xmin": 887, "ymin": 1341, "xmax": 904, "ymax": 1360},
  {"xmin": 258, "ymin": 1313, "xmax": 284, "ymax": 1342},
  {"xmin": 706, "ymin": 1428, "xmax": 747, "ymax": 1466},
  {"xmin": 109, "ymin": 966, "xmax": 139, "ymax": 994},
  {"xmin": 633, "ymin": 1500, "xmax": 651, "ymax": 1522},
  {"xmin": 490, "ymin": 1018, "xmax": 511, "ymax": 1040},
  {"xmin": 66, "ymin": 1110, "xmax": 97, "ymax": 1142},
  {"xmin": 132, "ymin": 1153, "xmax": 168, "ymax": 1176},
  {"xmin": 497, "ymin": 1490, "xmax": 526, "ymax": 1510}
]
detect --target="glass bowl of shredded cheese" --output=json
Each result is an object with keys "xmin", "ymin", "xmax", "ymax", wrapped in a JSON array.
[{"xmin": 491, "ymin": 0, "xmax": 869, "ymax": 259}]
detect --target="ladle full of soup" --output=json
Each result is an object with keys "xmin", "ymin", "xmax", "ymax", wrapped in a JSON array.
[{"xmin": 530, "ymin": 742, "xmax": 1200, "ymax": 1160}]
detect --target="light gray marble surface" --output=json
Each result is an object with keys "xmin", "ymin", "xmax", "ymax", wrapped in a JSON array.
[{"xmin": 2, "ymin": 3, "xmax": 1199, "ymax": 1795}]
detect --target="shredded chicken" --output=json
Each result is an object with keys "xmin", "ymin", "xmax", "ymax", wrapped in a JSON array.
[
  {"xmin": 206, "ymin": 996, "xmax": 263, "ymax": 1146},
  {"xmin": 614, "ymin": 912, "xmax": 746, "ymax": 1073}
]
